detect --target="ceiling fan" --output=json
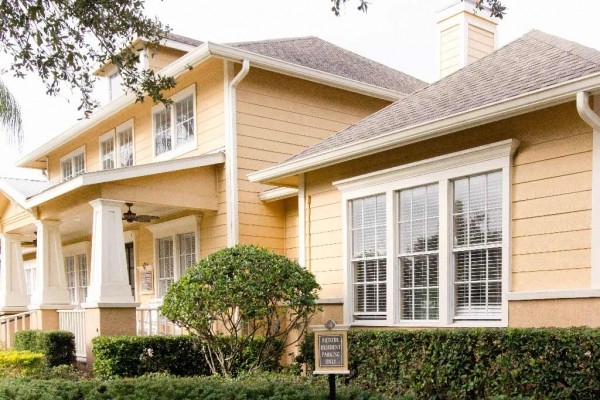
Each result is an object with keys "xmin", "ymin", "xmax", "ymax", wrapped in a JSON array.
[{"xmin": 122, "ymin": 203, "xmax": 159, "ymax": 223}]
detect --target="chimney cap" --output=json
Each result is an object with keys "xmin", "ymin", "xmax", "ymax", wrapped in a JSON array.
[{"xmin": 436, "ymin": 0, "xmax": 500, "ymax": 25}]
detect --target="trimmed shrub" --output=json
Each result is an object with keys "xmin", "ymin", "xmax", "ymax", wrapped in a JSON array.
[
  {"xmin": 298, "ymin": 328, "xmax": 600, "ymax": 399},
  {"xmin": 14, "ymin": 330, "xmax": 75, "ymax": 367},
  {"xmin": 0, "ymin": 350, "xmax": 44, "ymax": 377},
  {"xmin": 0, "ymin": 373, "xmax": 386, "ymax": 400},
  {"xmin": 92, "ymin": 334, "xmax": 283, "ymax": 379}
]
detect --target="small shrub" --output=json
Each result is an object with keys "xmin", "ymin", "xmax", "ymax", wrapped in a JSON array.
[
  {"xmin": 14, "ymin": 330, "xmax": 75, "ymax": 367},
  {"xmin": 298, "ymin": 328, "xmax": 600, "ymax": 399},
  {"xmin": 0, "ymin": 350, "xmax": 44, "ymax": 377},
  {"xmin": 161, "ymin": 245, "xmax": 320, "ymax": 376}
]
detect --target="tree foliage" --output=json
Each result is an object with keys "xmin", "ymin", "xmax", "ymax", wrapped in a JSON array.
[
  {"xmin": 0, "ymin": 0, "xmax": 176, "ymax": 116},
  {"xmin": 0, "ymin": 79, "xmax": 22, "ymax": 147},
  {"xmin": 332, "ymin": 0, "xmax": 507, "ymax": 18},
  {"xmin": 160, "ymin": 245, "xmax": 320, "ymax": 377}
]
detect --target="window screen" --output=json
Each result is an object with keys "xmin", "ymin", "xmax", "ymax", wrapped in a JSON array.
[
  {"xmin": 178, "ymin": 232, "xmax": 196, "ymax": 276},
  {"xmin": 154, "ymin": 108, "xmax": 172, "ymax": 156},
  {"xmin": 175, "ymin": 95, "xmax": 195, "ymax": 145},
  {"xmin": 157, "ymin": 237, "xmax": 174, "ymax": 297}
]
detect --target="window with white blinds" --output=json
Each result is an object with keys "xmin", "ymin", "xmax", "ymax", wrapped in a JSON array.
[
  {"xmin": 157, "ymin": 237, "xmax": 175, "ymax": 297},
  {"xmin": 452, "ymin": 171, "xmax": 502, "ymax": 319},
  {"xmin": 24, "ymin": 260, "xmax": 36, "ymax": 304},
  {"xmin": 152, "ymin": 85, "xmax": 196, "ymax": 158},
  {"xmin": 61, "ymin": 149, "xmax": 85, "ymax": 181},
  {"xmin": 178, "ymin": 232, "xmax": 196, "ymax": 276},
  {"xmin": 398, "ymin": 184, "xmax": 439, "ymax": 321},
  {"xmin": 65, "ymin": 256, "xmax": 76, "ymax": 304},
  {"xmin": 77, "ymin": 254, "xmax": 88, "ymax": 304},
  {"xmin": 351, "ymin": 194, "xmax": 387, "ymax": 321}
]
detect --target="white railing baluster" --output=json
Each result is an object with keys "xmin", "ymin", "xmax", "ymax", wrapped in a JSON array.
[
  {"xmin": 136, "ymin": 306, "xmax": 184, "ymax": 337},
  {"xmin": 58, "ymin": 309, "xmax": 86, "ymax": 360}
]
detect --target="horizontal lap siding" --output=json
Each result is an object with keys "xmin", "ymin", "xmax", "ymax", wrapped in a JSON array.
[
  {"xmin": 304, "ymin": 102, "xmax": 593, "ymax": 299},
  {"xmin": 46, "ymin": 58, "xmax": 225, "ymax": 180},
  {"xmin": 467, "ymin": 24, "xmax": 494, "ymax": 64},
  {"xmin": 440, "ymin": 25, "xmax": 461, "ymax": 77},
  {"xmin": 235, "ymin": 68, "xmax": 389, "ymax": 258}
]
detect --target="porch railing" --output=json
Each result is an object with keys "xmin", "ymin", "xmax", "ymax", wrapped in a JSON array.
[
  {"xmin": 58, "ymin": 309, "xmax": 86, "ymax": 359},
  {"xmin": 137, "ymin": 307, "xmax": 184, "ymax": 336},
  {"xmin": 0, "ymin": 311, "xmax": 32, "ymax": 348}
]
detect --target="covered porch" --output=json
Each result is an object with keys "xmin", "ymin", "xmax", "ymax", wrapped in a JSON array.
[{"xmin": 0, "ymin": 153, "xmax": 223, "ymax": 362}]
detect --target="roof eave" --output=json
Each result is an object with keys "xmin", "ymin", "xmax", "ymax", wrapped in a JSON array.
[{"xmin": 248, "ymin": 71, "xmax": 600, "ymax": 184}]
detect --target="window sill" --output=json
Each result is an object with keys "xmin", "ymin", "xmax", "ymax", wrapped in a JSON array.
[
  {"xmin": 350, "ymin": 320, "xmax": 508, "ymax": 328},
  {"xmin": 153, "ymin": 141, "xmax": 197, "ymax": 163}
]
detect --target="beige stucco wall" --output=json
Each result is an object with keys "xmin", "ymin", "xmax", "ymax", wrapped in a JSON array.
[
  {"xmin": 301, "ymin": 101, "xmax": 593, "ymax": 301},
  {"xmin": 235, "ymin": 67, "xmax": 390, "ymax": 255},
  {"xmin": 45, "ymin": 57, "xmax": 225, "ymax": 181}
]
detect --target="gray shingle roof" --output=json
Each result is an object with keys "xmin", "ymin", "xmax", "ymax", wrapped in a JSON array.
[
  {"xmin": 165, "ymin": 32, "xmax": 204, "ymax": 47},
  {"xmin": 286, "ymin": 30, "xmax": 600, "ymax": 162},
  {"xmin": 229, "ymin": 36, "xmax": 428, "ymax": 95}
]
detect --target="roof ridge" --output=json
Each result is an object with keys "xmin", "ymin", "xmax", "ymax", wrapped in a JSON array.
[
  {"xmin": 227, "ymin": 36, "xmax": 318, "ymax": 46},
  {"xmin": 527, "ymin": 29, "xmax": 600, "ymax": 66}
]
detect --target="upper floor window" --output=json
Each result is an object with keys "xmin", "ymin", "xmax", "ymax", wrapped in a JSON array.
[
  {"xmin": 61, "ymin": 147, "xmax": 85, "ymax": 181},
  {"xmin": 152, "ymin": 84, "xmax": 196, "ymax": 160},
  {"xmin": 99, "ymin": 120, "xmax": 135, "ymax": 171},
  {"xmin": 109, "ymin": 72, "xmax": 124, "ymax": 101},
  {"xmin": 339, "ymin": 140, "xmax": 516, "ymax": 327}
]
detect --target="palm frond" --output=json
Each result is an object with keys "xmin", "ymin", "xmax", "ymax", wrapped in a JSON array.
[{"xmin": 0, "ymin": 79, "xmax": 23, "ymax": 149}]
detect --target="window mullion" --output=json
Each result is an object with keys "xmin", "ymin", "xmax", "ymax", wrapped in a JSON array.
[{"xmin": 438, "ymin": 179, "xmax": 450, "ymax": 325}]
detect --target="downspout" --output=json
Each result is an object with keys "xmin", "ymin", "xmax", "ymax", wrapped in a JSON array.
[
  {"xmin": 224, "ymin": 59, "xmax": 250, "ymax": 247},
  {"xmin": 576, "ymin": 91, "xmax": 600, "ymax": 288},
  {"xmin": 298, "ymin": 174, "xmax": 306, "ymax": 267}
]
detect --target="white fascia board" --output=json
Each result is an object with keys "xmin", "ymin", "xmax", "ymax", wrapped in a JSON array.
[
  {"xmin": 26, "ymin": 152, "xmax": 225, "ymax": 208},
  {"xmin": 16, "ymin": 43, "xmax": 213, "ymax": 168},
  {"xmin": 258, "ymin": 187, "xmax": 299, "ymax": 202},
  {"xmin": 18, "ymin": 41, "xmax": 404, "ymax": 169},
  {"xmin": 248, "ymin": 72, "xmax": 600, "ymax": 184},
  {"xmin": 207, "ymin": 43, "xmax": 403, "ymax": 102}
]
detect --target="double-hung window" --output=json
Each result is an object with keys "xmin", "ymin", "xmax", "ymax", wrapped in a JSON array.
[
  {"xmin": 99, "ymin": 120, "xmax": 135, "ymax": 171},
  {"xmin": 340, "ymin": 140, "xmax": 516, "ymax": 327},
  {"xmin": 64, "ymin": 250, "xmax": 89, "ymax": 306},
  {"xmin": 148, "ymin": 215, "xmax": 200, "ymax": 300},
  {"xmin": 152, "ymin": 85, "xmax": 196, "ymax": 160},
  {"xmin": 61, "ymin": 147, "xmax": 86, "ymax": 181}
]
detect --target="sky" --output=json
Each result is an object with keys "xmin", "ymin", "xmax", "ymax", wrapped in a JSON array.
[{"xmin": 0, "ymin": 0, "xmax": 599, "ymax": 179}]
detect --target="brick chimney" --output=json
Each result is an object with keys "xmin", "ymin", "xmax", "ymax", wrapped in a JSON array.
[{"xmin": 437, "ymin": 0, "xmax": 499, "ymax": 79}]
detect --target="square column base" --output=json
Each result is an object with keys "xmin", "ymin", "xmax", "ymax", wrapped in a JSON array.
[{"xmin": 84, "ymin": 305, "xmax": 138, "ymax": 365}]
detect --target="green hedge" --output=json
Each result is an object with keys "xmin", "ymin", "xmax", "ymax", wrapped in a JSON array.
[
  {"xmin": 92, "ymin": 335, "xmax": 284, "ymax": 379},
  {"xmin": 298, "ymin": 328, "xmax": 600, "ymax": 399},
  {"xmin": 0, "ymin": 373, "xmax": 386, "ymax": 400},
  {"xmin": 0, "ymin": 350, "xmax": 44, "ymax": 377},
  {"xmin": 14, "ymin": 330, "xmax": 75, "ymax": 367}
]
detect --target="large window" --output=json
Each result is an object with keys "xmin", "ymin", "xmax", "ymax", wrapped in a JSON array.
[
  {"xmin": 152, "ymin": 85, "xmax": 196, "ymax": 159},
  {"xmin": 340, "ymin": 140, "xmax": 515, "ymax": 327},
  {"xmin": 100, "ymin": 133, "xmax": 115, "ymax": 170},
  {"xmin": 61, "ymin": 147, "xmax": 85, "ymax": 180}
]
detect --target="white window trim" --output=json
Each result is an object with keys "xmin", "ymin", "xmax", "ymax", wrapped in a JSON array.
[
  {"xmin": 146, "ymin": 215, "xmax": 201, "ymax": 303},
  {"xmin": 336, "ymin": 139, "xmax": 519, "ymax": 328},
  {"xmin": 60, "ymin": 146, "xmax": 86, "ymax": 181},
  {"xmin": 151, "ymin": 84, "xmax": 197, "ymax": 162}
]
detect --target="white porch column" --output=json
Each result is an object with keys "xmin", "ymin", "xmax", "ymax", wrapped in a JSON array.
[
  {"xmin": 0, "ymin": 234, "xmax": 28, "ymax": 311},
  {"xmin": 30, "ymin": 220, "xmax": 70, "ymax": 308},
  {"xmin": 85, "ymin": 199, "xmax": 134, "ymax": 305}
]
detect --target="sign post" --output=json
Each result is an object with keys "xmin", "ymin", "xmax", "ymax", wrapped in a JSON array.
[{"xmin": 312, "ymin": 320, "xmax": 349, "ymax": 400}]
